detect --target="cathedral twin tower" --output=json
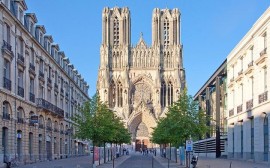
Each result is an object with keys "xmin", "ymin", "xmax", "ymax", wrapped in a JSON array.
[{"xmin": 97, "ymin": 7, "xmax": 186, "ymax": 149}]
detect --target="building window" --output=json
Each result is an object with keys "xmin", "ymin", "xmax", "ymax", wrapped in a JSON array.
[
  {"xmin": 47, "ymin": 89, "xmax": 51, "ymax": 102},
  {"xmin": 264, "ymin": 67, "xmax": 267, "ymax": 92},
  {"xmin": 18, "ymin": 38, "xmax": 24, "ymax": 55},
  {"xmin": 39, "ymin": 59, "xmax": 44, "ymax": 73},
  {"xmin": 30, "ymin": 49, "xmax": 35, "ymax": 65},
  {"xmin": 55, "ymin": 94, "xmax": 58, "ymax": 106},
  {"xmin": 263, "ymin": 32, "xmax": 267, "ymax": 49},
  {"xmin": 29, "ymin": 22, "xmax": 34, "ymax": 35},
  {"xmin": 18, "ymin": 8, "xmax": 23, "ymax": 23},
  {"xmin": 55, "ymin": 71, "xmax": 58, "ymax": 83},
  {"xmin": 2, "ymin": 101, "xmax": 10, "ymax": 120},
  {"xmin": 4, "ymin": 59, "xmax": 10, "ymax": 79},
  {"xmin": 168, "ymin": 81, "xmax": 173, "ymax": 106},
  {"xmin": 109, "ymin": 81, "xmax": 116, "ymax": 107},
  {"xmin": 18, "ymin": 70, "xmax": 24, "ymax": 97},
  {"xmin": 29, "ymin": 78, "xmax": 35, "ymax": 102},
  {"xmin": 251, "ymin": 118, "xmax": 254, "ymax": 159},
  {"xmin": 39, "ymin": 32, "xmax": 43, "ymax": 44},
  {"xmin": 4, "ymin": 23, "xmax": 10, "ymax": 44},
  {"xmin": 161, "ymin": 81, "xmax": 166, "ymax": 107},
  {"xmin": 39, "ymin": 85, "xmax": 44, "ymax": 99},
  {"xmin": 164, "ymin": 17, "xmax": 170, "ymax": 46},
  {"xmin": 264, "ymin": 116, "xmax": 269, "ymax": 161},
  {"xmin": 117, "ymin": 82, "xmax": 123, "ymax": 107},
  {"xmin": 113, "ymin": 17, "xmax": 119, "ymax": 46}
]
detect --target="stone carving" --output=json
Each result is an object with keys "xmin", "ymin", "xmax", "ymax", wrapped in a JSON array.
[{"xmin": 131, "ymin": 81, "xmax": 152, "ymax": 105}]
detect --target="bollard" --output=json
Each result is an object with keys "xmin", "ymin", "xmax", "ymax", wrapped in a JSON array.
[{"xmin": 229, "ymin": 161, "xmax": 232, "ymax": 168}]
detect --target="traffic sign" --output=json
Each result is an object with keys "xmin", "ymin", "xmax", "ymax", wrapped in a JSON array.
[{"xmin": 186, "ymin": 140, "xmax": 193, "ymax": 152}]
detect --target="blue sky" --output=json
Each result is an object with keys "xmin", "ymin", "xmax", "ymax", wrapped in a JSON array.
[{"xmin": 25, "ymin": 0, "xmax": 270, "ymax": 97}]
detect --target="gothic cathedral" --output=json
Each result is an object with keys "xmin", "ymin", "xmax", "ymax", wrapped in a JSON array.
[{"xmin": 97, "ymin": 7, "xmax": 186, "ymax": 150}]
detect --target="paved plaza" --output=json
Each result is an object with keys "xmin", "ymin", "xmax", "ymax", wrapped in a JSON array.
[{"xmin": 16, "ymin": 152, "xmax": 270, "ymax": 168}]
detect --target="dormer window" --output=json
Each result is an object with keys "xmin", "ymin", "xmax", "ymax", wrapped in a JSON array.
[
  {"xmin": 39, "ymin": 32, "xmax": 43, "ymax": 44},
  {"xmin": 47, "ymin": 42, "xmax": 51, "ymax": 52},
  {"xmin": 29, "ymin": 22, "xmax": 34, "ymax": 35},
  {"xmin": 18, "ymin": 8, "xmax": 24, "ymax": 23}
]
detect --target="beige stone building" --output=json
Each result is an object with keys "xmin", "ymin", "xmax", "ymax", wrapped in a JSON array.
[
  {"xmin": 0, "ymin": 0, "xmax": 89, "ymax": 166},
  {"xmin": 227, "ymin": 7, "xmax": 270, "ymax": 162},
  {"xmin": 97, "ymin": 7, "xmax": 186, "ymax": 151}
]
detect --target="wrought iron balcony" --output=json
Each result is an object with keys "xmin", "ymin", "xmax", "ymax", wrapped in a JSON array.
[
  {"xmin": 237, "ymin": 104, "xmax": 243, "ymax": 113},
  {"xmin": 29, "ymin": 63, "xmax": 35, "ymax": 71},
  {"xmin": 38, "ymin": 124, "xmax": 44, "ymax": 129},
  {"xmin": 29, "ymin": 92, "xmax": 35, "ymax": 103},
  {"xmin": 18, "ymin": 86, "xmax": 24, "ymax": 97},
  {"xmin": 229, "ymin": 109, "xmax": 234, "ymax": 117},
  {"xmin": 3, "ymin": 77, "xmax": 11, "ymax": 91},
  {"xmin": 2, "ymin": 112, "xmax": 10, "ymax": 120},
  {"xmin": 46, "ymin": 126, "xmax": 52, "ymax": 131},
  {"xmin": 260, "ymin": 48, "xmax": 267, "ymax": 56},
  {"xmin": 2, "ymin": 40, "xmax": 12, "ymax": 52},
  {"xmin": 258, "ymin": 91, "xmax": 268, "ymax": 104},
  {"xmin": 17, "ymin": 53, "xmax": 25, "ymax": 64},
  {"xmin": 17, "ymin": 117, "xmax": 24, "ymax": 124},
  {"xmin": 36, "ymin": 98, "xmax": 64, "ymax": 118},
  {"xmin": 39, "ymin": 71, "xmax": 44, "ymax": 79},
  {"xmin": 248, "ymin": 61, "xmax": 253, "ymax": 68},
  {"xmin": 246, "ymin": 99, "xmax": 253, "ymax": 111}
]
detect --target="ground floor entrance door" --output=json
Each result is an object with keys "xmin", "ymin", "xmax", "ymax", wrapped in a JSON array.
[{"xmin": 135, "ymin": 139, "xmax": 141, "ymax": 151}]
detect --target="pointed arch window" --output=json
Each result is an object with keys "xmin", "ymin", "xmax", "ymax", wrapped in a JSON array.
[
  {"xmin": 109, "ymin": 81, "xmax": 116, "ymax": 107},
  {"xmin": 117, "ymin": 82, "xmax": 123, "ymax": 107},
  {"xmin": 168, "ymin": 81, "xmax": 173, "ymax": 105},
  {"xmin": 164, "ymin": 17, "xmax": 169, "ymax": 46},
  {"xmin": 113, "ymin": 17, "xmax": 119, "ymax": 46},
  {"xmin": 161, "ymin": 81, "xmax": 166, "ymax": 107}
]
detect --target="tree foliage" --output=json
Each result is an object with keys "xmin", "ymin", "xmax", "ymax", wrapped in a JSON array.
[
  {"xmin": 151, "ymin": 89, "xmax": 210, "ymax": 147},
  {"xmin": 73, "ymin": 94, "xmax": 131, "ymax": 146}
]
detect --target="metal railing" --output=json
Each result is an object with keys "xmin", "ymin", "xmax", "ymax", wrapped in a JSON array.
[
  {"xmin": 36, "ymin": 98, "xmax": 64, "ymax": 118},
  {"xmin": 17, "ymin": 53, "xmax": 25, "ymax": 63},
  {"xmin": 46, "ymin": 126, "xmax": 52, "ymax": 131},
  {"xmin": 29, "ymin": 63, "xmax": 35, "ymax": 71},
  {"xmin": 17, "ymin": 118, "xmax": 24, "ymax": 124},
  {"xmin": 2, "ymin": 40, "xmax": 12, "ymax": 52},
  {"xmin": 258, "ymin": 91, "xmax": 268, "ymax": 104},
  {"xmin": 29, "ymin": 92, "xmax": 35, "ymax": 103},
  {"xmin": 18, "ymin": 86, "xmax": 24, "ymax": 97},
  {"xmin": 39, "ymin": 71, "xmax": 44, "ymax": 78},
  {"xmin": 2, "ymin": 112, "xmax": 10, "ymax": 120},
  {"xmin": 3, "ymin": 77, "xmax": 11, "ymax": 91},
  {"xmin": 246, "ymin": 99, "xmax": 253, "ymax": 111}
]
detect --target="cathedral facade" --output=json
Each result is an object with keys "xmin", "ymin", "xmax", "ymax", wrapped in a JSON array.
[{"xmin": 97, "ymin": 7, "xmax": 186, "ymax": 150}]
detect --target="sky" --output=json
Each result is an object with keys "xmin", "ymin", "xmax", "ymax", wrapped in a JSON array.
[{"xmin": 25, "ymin": 0, "xmax": 270, "ymax": 97}]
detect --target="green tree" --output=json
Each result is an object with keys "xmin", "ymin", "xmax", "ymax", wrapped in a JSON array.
[{"xmin": 151, "ymin": 88, "xmax": 210, "ymax": 147}]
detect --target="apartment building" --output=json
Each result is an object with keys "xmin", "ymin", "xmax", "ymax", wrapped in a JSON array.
[
  {"xmin": 227, "ymin": 7, "xmax": 270, "ymax": 162},
  {"xmin": 0, "ymin": 0, "xmax": 89, "ymax": 166}
]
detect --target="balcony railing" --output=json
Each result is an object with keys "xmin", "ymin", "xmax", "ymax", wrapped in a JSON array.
[
  {"xmin": 258, "ymin": 91, "xmax": 268, "ymax": 104},
  {"xmin": 17, "ymin": 118, "xmax": 24, "ymax": 124},
  {"xmin": 2, "ymin": 40, "xmax": 12, "ymax": 52},
  {"xmin": 39, "ymin": 124, "xmax": 44, "ymax": 129},
  {"xmin": 18, "ymin": 86, "xmax": 24, "ymax": 97},
  {"xmin": 29, "ymin": 122, "xmax": 35, "ymax": 126},
  {"xmin": 36, "ymin": 98, "xmax": 64, "ymax": 118},
  {"xmin": 39, "ymin": 71, "xmax": 44, "ymax": 79},
  {"xmin": 3, "ymin": 77, "xmax": 11, "ymax": 91},
  {"xmin": 237, "ymin": 104, "xmax": 243, "ymax": 113},
  {"xmin": 229, "ymin": 109, "xmax": 234, "ymax": 117},
  {"xmin": 248, "ymin": 61, "xmax": 253, "ymax": 68},
  {"xmin": 54, "ymin": 128, "xmax": 59, "ymax": 132},
  {"xmin": 46, "ymin": 126, "xmax": 52, "ymax": 131},
  {"xmin": 246, "ymin": 99, "xmax": 253, "ymax": 111},
  {"xmin": 29, "ymin": 63, "xmax": 35, "ymax": 71},
  {"xmin": 29, "ymin": 92, "xmax": 35, "ymax": 103},
  {"xmin": 2, "ymin": 112, "xmax": 10, "ymax": 120},
  {"xmin": 17, "ymin": 53, "xmax": 25, "ymax": 64},
  {"xmin": 260, "ymin": 48, "xmax": 267, "ymax": 56}
]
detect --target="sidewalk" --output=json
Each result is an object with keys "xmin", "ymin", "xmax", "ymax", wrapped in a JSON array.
[{"xmin": 154, "ymin": 155, "xmax": 184, "ymax": 168}]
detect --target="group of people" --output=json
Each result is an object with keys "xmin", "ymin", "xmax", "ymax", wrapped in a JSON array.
[{"xmin": 139, "ymin": 148, "xmax": 156, "ymax": 155}]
